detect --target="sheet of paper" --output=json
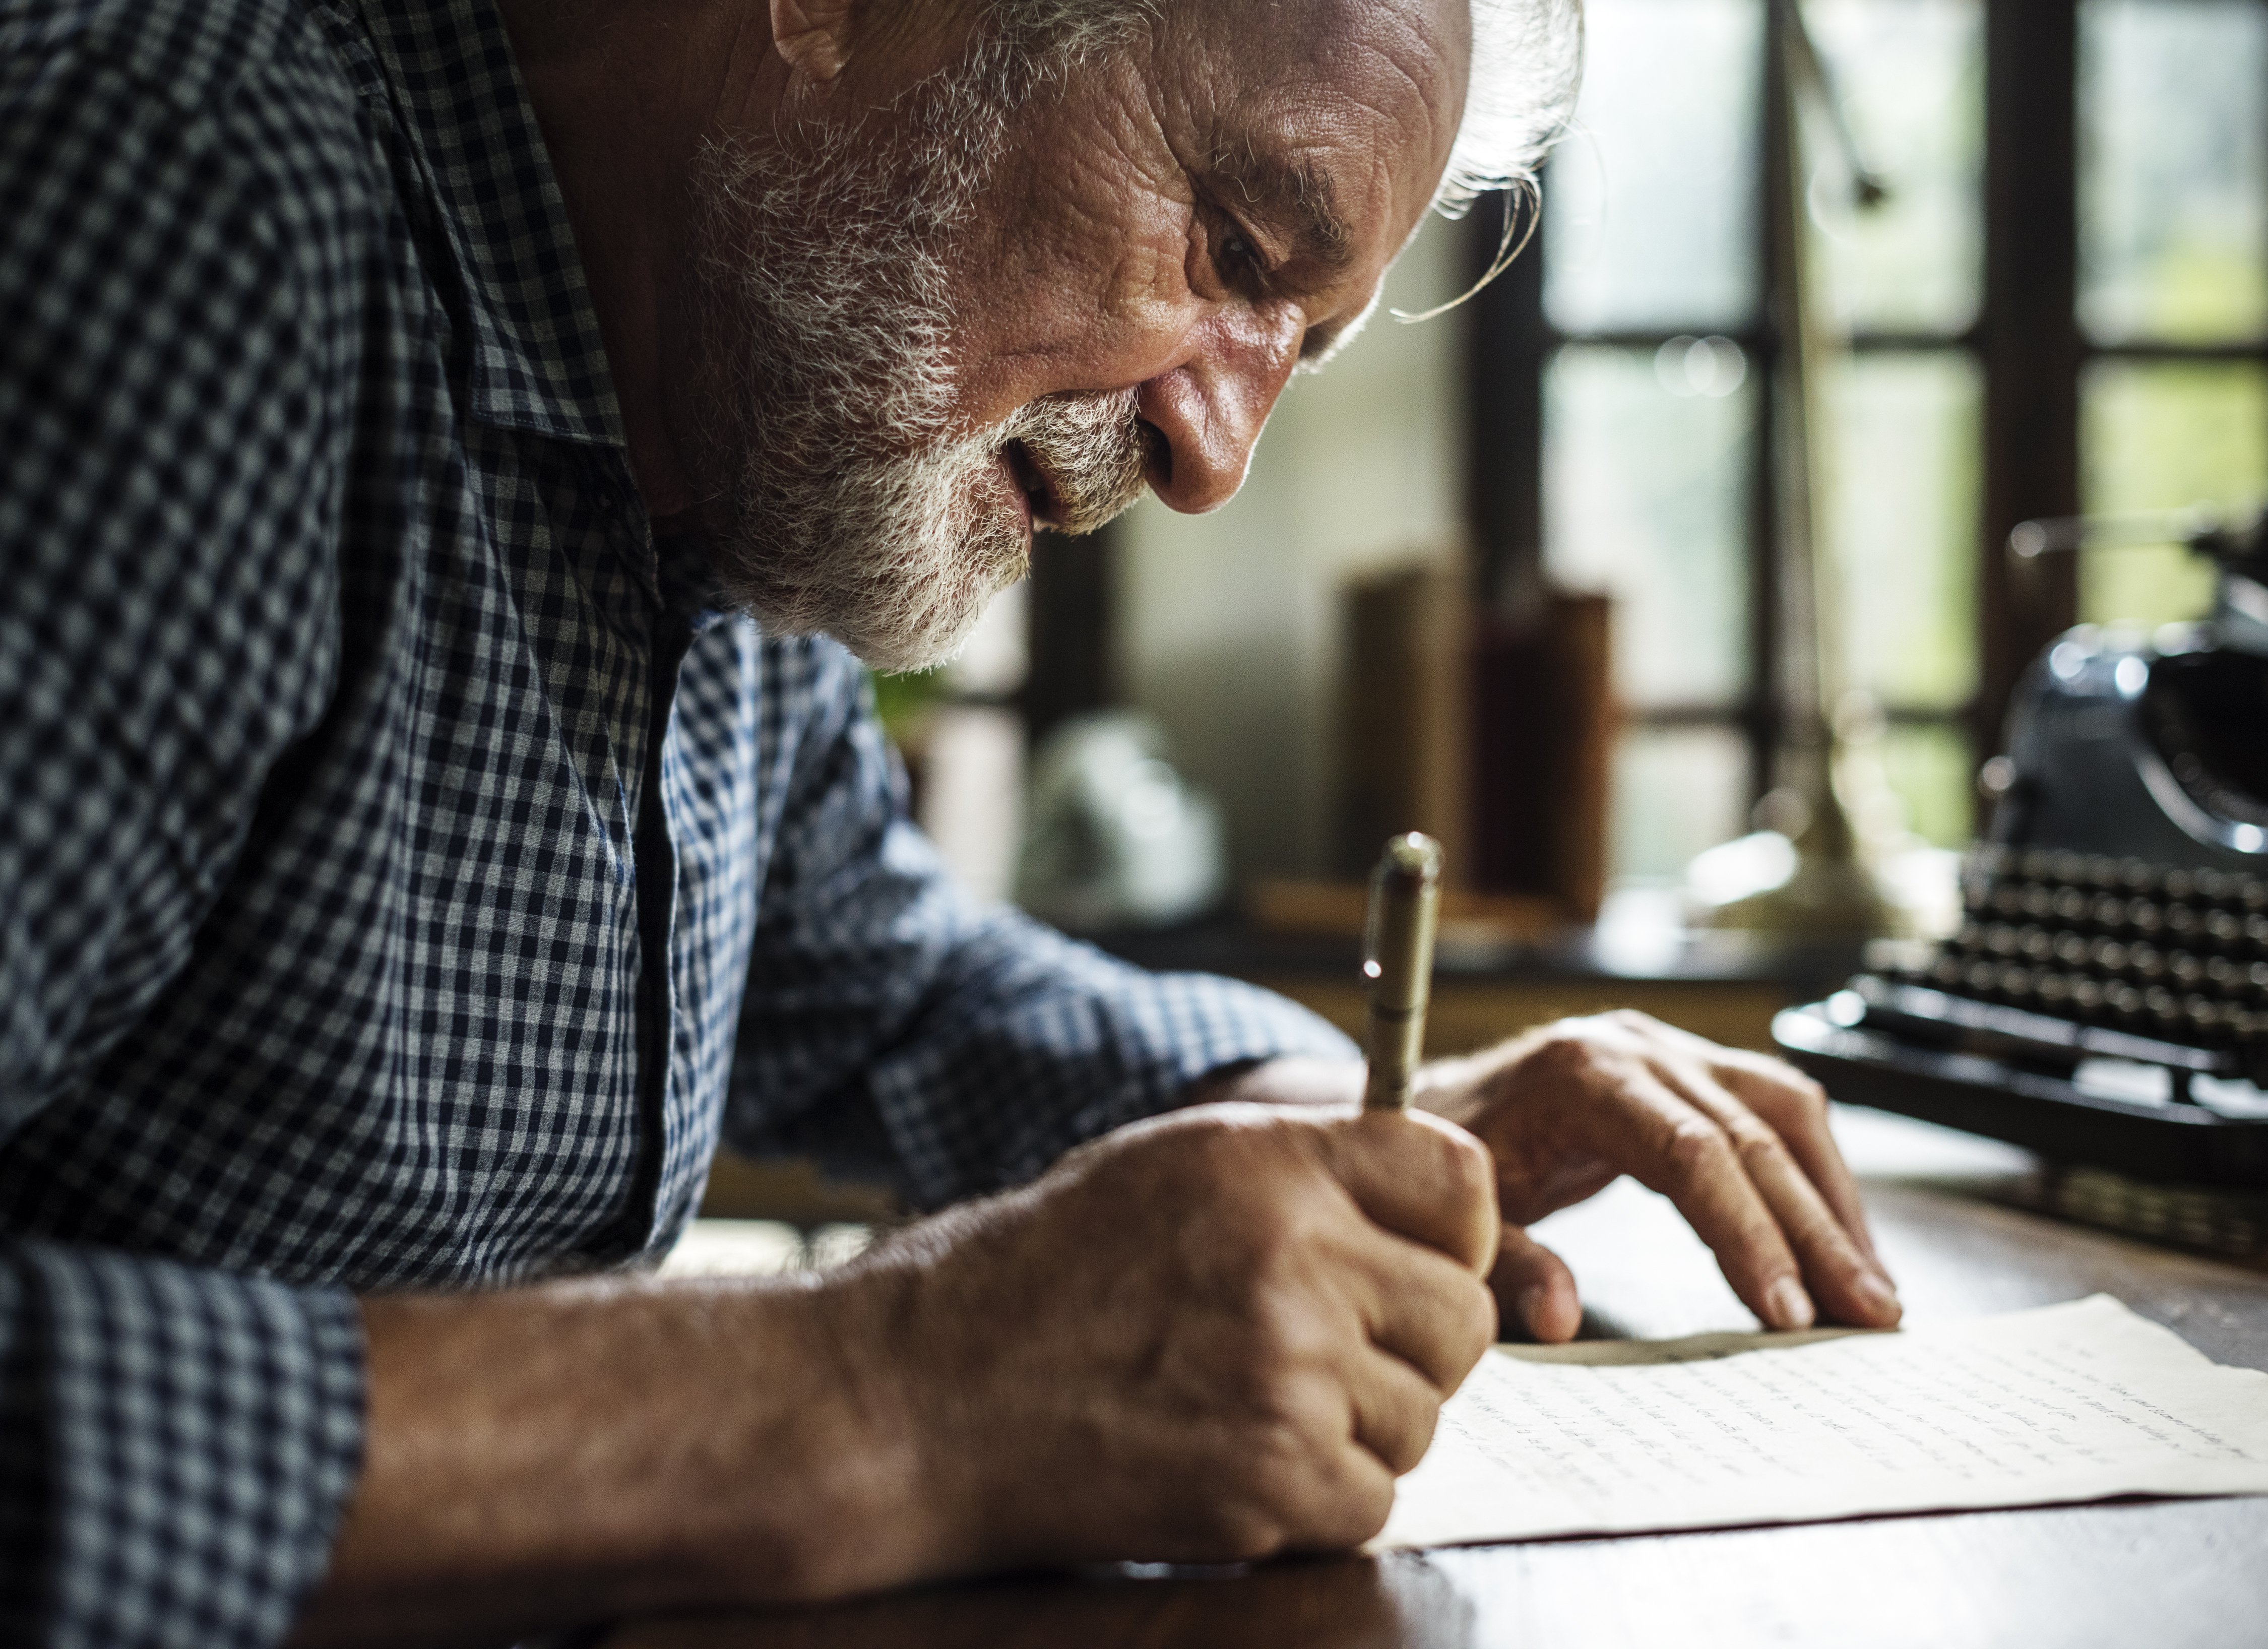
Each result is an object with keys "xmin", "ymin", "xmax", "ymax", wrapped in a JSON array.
[{"xmin": 1377, "ymin": 1294, "xmax": 2268, "ymax": 1549}]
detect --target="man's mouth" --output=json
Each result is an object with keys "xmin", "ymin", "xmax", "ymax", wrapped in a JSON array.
[{"xmin": 1001, "ymin": 440, "xmax": 1060, "ymax": 531}]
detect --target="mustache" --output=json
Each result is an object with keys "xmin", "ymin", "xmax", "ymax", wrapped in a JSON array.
[{"xmin": 996, "ymin": 389, "xmax": 1160, "ymax": 536}]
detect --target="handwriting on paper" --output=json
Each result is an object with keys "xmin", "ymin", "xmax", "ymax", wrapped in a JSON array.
[{"xmin": 1379, "ymin": 1295, "xmax": 2268, "ymax": 1550}]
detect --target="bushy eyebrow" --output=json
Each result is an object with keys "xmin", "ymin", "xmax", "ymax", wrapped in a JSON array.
[{"xmin": 1203, "ymin": 142, "xmax": 1359, "ymax": 286}]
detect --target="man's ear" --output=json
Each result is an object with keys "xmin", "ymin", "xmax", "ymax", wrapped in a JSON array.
[{"xmin": 770, "ymin": 0, "xmax": 856, "ymax": 83}]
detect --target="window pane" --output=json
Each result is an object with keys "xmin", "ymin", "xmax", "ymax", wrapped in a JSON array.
[
  {"xmin": 1611, "ymin": 726, "xmax": 1750, "ymax": 879},
  {"xmin": 1876, "ymin": 723, "xmax": 1974, "ymax": 849},
  {"xmin": 1545, "ymin": 344, "xmax": 1754, "ymax": 707},
  {"xmin": 1544, "ymin": 0, "xmax": 1763, "ymax": 334},
  {"xmin": 1806, "ymin": 0, "xmax": 1983, "ymax": 335},
  {"xmin": 1829, "ymin": 351, "xmax": 1981, "ymax": 710},
  {"xmin": 2080, "ymin": 360, "xmax": 2268, "ymax": 626},
  {"xmin": 2080, "ymin": 0, "xmax": 2268, "ymax": 344}
]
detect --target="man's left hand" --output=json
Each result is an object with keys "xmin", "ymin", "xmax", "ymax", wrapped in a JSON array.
[{"xmin": 1412, "ymin": 1010, "xmax": 1901, "ymax": 1342}]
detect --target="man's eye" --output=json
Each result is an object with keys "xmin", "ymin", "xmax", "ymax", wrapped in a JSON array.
[{"xmin": 1216, "ymin": 221, "xmax": 1263, "ymax": 282}]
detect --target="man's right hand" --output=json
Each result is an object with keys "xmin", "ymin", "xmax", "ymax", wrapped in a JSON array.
[
  {"xmin": 299, "ymin": 1102, "xmax": 1496, "ymax": 1646},
  {"xmin": 819, "ymin": 1101, "xmax": 1501, "ymax": 1582}
]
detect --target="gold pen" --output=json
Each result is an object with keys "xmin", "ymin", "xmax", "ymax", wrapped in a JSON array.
[{"xmin": 1360, "ymin": 832, "xmax": 1443, "ymax": 1111}]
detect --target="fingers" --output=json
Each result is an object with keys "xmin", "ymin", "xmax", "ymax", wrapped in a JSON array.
[
  {"xmin": 1314, "ymin": 1109, "xmax": 1500, "ymax": 1276},
  {"xmin": 1621, "ymin": 1018, "xmax": 1883, "ymax": 1266},
  {"xmin": 1714, "ymin": 1048, "xmax": 1882, "ymax": 1265},
  {"xmin": 1490, "ymin": 1224, "xmax": 1581, "ymax": 1344},
  {"xmin": 1344, "ymin": 1347, "xmax": 1447, "ymax": 1476},
  {"xmin": 1659, "ymin": 1057, "xmax": 1900, "ymax": 1329},
  {"xmin": 1582, "ymin": 1060, "xmax": 1818, "ymax": 1329},
  {"xmin": 1348, "ymin": 1232, "xmax": 1497, "ymax": 1393}
]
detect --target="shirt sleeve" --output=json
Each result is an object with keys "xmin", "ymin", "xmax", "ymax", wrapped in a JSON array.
[
  {"xmin": 0, "ymin": 41, "xmax": 368, "ymax": 1649},
  {"xmin": 727, "ymin": 643, "xmax": 1359, "ymax": 1210}
]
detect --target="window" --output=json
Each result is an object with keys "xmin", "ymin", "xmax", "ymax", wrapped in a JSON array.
[
  {"xmin": 1472, "ymin": 0, "xmax": 2268, "ymax": 883},
  {"xmin": 2078, "ymin": 0, "xmax": 2268, "ymax": 625}
]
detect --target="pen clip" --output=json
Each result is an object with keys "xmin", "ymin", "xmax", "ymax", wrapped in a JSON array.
[{"xmin": 1362, "ymin": 858, "xmax": 1388, "ymax": 983}]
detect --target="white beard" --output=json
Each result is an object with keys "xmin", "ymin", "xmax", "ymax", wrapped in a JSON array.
[{"xmin": 679, "ymin": 59, "xmax": 1150, "ymax": 673}]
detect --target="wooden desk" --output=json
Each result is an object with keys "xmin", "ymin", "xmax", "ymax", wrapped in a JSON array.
[
  {"xmin": 617, "ymin": 1111, "xmax": 2268, "ymax": 1649},
  {"xmin": 1103, "ymin": 918, "xmax": 1866, "ymax": 1057}
]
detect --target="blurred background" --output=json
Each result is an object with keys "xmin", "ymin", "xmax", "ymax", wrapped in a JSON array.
[
  {"xmin": 899, "ymin": 0, "xmax": 2264, "ymax": 892},
  {"xmin": 704, "ymin": 0, "xmax": 2268, "ymax": 1229}
]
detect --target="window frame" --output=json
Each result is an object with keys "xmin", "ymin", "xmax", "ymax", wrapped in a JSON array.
[{"xmin": 1466, "ymin": 0, "xmax": 2268, "ymax": 867}]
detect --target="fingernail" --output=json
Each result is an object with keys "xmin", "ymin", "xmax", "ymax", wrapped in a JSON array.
[
  {"xmin": 1855, "ymin": 1271, "xmax": 1901, "ymax": 1320},
  {"xmin": 1766, "ymin": 1277, "xmax": 1815, "ymax": 1330}
]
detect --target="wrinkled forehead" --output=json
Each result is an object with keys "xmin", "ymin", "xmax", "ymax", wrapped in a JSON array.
[{"xmin": 1149, "ymin": 0, "xmax": 1471, "ymax": 267}]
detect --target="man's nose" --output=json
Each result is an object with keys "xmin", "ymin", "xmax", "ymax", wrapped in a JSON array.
[{"xmin": 1135, "ymin": 303, "xmax": 1303, "ymax": 514}]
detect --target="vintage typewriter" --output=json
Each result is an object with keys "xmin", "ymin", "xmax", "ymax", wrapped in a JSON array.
[{"xmin": 1776, "ymin": 504, "xmax": 2268, "ymax": 1188}]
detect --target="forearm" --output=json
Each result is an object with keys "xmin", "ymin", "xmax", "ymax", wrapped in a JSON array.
[{"xmin": 295, "ymin": 1272, "xmax": 930, "ymax": 1647}]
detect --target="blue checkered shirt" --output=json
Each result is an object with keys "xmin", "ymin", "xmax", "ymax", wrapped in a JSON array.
[{"xmin": 0, "ymin": 0, "xmax": 1357, "ymax": 1640}]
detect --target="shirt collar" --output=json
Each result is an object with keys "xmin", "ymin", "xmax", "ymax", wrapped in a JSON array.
[{"xmin": 348, "ymin": 0, "xmax": 626, "ymax": 448}]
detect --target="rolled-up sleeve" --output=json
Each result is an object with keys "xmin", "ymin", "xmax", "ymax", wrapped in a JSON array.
[
  {"xmin": 0, "ymin": 41, "xmax": 370, "ymax": 1648},
  {"xmin": 1, "ymin": 1251, "xmax": 364, "ymax": 1649},
  {"xmin": 728, "ymin": 645, "xmax": 1357, "ymax": 1209}
]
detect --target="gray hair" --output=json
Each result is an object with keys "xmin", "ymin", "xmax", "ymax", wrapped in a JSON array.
[{"xmin": 981, "ymin": 0, "xmax": 1583, "ymax": 220}]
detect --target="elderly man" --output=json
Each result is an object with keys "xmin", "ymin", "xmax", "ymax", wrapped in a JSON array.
[{"xmin": 0, "ymin": 0, "xmax": 1902, "ymax": 1641}]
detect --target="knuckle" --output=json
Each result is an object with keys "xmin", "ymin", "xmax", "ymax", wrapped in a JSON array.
[
  {"xmin": 1324, "ymin": 1473, "xmax": 1398, "ymax": 1549},
  {"xmin": 1731, "ymin": 1125, "xmax": 1788, "ymax": 1174},
  {"xmin": 1391, "ymin": 1404, "xmax": 1442, "ymax": 1474},
  {"xmin": 1241, "ymin": 1295, "xmax": 1332, "ymax": 1394},
  {"xmin": 1437, "ymin": 1127, "xmax": 1497, "ymax": 1208},
  {"xmin": 1526, "ymin": 1031, "xmax": 1596, "ymax": 1083},
  {"xmin": 1204, "ymin": 1496, "xmax": 1289, "ymax": 1563},
  {"xmin": 1663, "ymin": 1116, "xmax": 1732, "ymax": 1179},
  {"xmin": 1235, "ymin": 1422, "xmax": 1328, "ymax": 1534},
  {"xmin": 1746, "ymin": 1053, "xmax": 1829, "ymax": 1112},
  {"xmin": 1456, "ymin": 1277, "xmax": 1500, "ymax": 1362},
  {"xmin": 1761, "ymin": 1055, "xmax": 1828, "ymax": 1104}
]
